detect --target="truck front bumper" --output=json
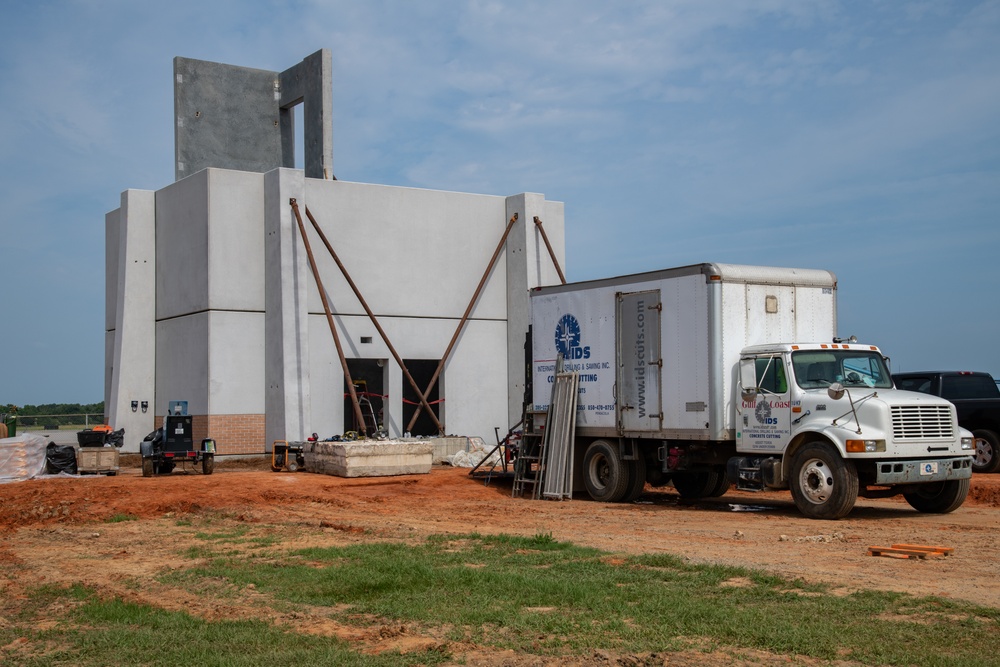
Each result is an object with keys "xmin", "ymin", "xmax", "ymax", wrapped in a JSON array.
[{"xmin": 874, "ymin": 457, "xmax": 972, "ymax": 484}]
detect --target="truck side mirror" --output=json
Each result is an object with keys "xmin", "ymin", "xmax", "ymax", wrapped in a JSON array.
[
  {"xmin": 827, "ymin": 382, "xmax": 846, "ymax": 400},
  {"xmin": 739, "ymin": 359, "xmax": 758, "ymax": 402}
]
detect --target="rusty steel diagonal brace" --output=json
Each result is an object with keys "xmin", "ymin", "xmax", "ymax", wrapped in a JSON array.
[
  {"xmin": 289, "ymin": 199, "xmax": 368, "ymax": 437},
  {"xmin": 302, "ymin": 206, "xmax": 445, "ymax": 435},
  {"xmin": 533, "ymin": 216, "xmax": 566, "ymax": 285},
  {"xmin": 405, "ymin": 212, "xmax": 519, "ymax": 434}
]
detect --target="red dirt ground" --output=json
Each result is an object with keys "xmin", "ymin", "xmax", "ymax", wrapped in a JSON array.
[{"xmin": 2, "ymin": 459, "xmax": 999, "ymax": 664}]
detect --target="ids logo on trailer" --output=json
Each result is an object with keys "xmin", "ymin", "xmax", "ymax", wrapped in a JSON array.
[{"xmin": 555, "ymin": 314, "xmax": 591, "ymax": 360}]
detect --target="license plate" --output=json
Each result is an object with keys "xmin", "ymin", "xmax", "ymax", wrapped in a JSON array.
[{"xmin": 920, "ymin": 462, "xmax": 939, "ymax": 476}]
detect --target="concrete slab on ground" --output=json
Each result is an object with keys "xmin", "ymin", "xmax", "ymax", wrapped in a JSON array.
[{"xmin": 303, "ymin": 440, "xmax": 433, "ymax": 477}]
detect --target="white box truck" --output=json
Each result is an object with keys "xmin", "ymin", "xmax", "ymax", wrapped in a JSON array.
[{"xmin": 529, "ymin": 262, "xmax": 974, "ymax": 519}]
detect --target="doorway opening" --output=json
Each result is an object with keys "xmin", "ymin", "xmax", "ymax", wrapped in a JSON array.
[
  {"xmin": 402, "ymin": 359, "xmax": 441, "ymax": 437},
  {"xmin": 343, "ymin": 359, "xmax": 385, "ymax": 436}
]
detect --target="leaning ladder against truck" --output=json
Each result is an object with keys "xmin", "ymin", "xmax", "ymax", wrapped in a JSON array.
[{"xmin": 527, "ymin": 262, "xmax": 974, "ymax": 519}]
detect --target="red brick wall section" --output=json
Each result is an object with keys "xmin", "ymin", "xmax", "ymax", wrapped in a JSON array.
[{"xmin": 192, "ymin": 414, "xmax": 266, "ymax": 455}]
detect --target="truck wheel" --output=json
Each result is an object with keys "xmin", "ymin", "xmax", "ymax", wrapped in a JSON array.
[
  {"xmin": 903, "ymin": 478, "xmax": 970, "ymax": 514},
  {"xmin": 707, "ymin": 472, "xmax": 730, "ymax": 498},
  {"xmin": 972, "ymin": 430, "xmax": 1000, "ymax": 474},
  {"xmin": 672, "ymin": 471, "xmax": 723, "ymax": 499},
  {"xmin": 141, "ymin": 458, "xmax": 154, "ymax": 477},
  {"xmin": 621, "ymin": 455, "xmax": 647, "ymax": 502},
  {"xmin": 583, "ymin": 440, "xmax": 629, "ymax": 502},
  {"xmin": 202, "ymin": 454, "xmax": 214, "ymax": 475},
  {"xmin": 789, "ymin": 442, "xmax": 858, "ymax": 520}
]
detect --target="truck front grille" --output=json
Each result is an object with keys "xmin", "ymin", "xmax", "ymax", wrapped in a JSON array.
[{"xmin": 891, "ymin": 405, "xmax": 954, "ymax": 440}]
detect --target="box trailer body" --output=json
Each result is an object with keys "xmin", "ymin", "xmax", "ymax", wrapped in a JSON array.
[
  {"xmin": 531, "ymin": 263, "xmax": 836, "ymax": 441},
  {"xmin": 528, "ymin": 263, "xmax": 974, "ymax": 519}
]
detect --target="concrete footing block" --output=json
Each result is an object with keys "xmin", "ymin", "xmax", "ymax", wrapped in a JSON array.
[
  {"xmin": 303, "ymin": 440, "xmax": 433, "ymax": 477},
  {"xmin": 429, "ymin": 436, "xmax": 472, "ymax": 464}
]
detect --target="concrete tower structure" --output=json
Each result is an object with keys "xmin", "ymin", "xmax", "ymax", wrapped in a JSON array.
[{"xmin": 105, "ymin": 52, "xmax": 565, "ymax": 453}]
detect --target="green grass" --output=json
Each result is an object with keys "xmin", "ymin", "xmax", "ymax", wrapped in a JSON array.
[
  {"xmin": 1, "ymin": 586, "xmax": 443, "ymax": 666},
  {"xmin": 105, "ymin": 513, "xmax": 139, "ymax": 523},
  {"xmin": 4, "ymin": 532, "xmax": 999, "ymax": 666},
  {"xmin": 171, "ymin": 532, "xmax": 1000, "ymax": 665}
]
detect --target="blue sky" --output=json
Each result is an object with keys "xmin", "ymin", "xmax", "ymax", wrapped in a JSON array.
[{"xmin": 1, "ymin": 0, "xmax": 998, "ymax": 405}]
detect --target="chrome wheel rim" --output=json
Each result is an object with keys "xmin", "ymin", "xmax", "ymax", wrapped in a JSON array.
[{"xmin": 798, "ymin": 458, "xmax": 834, "ymax": 505}]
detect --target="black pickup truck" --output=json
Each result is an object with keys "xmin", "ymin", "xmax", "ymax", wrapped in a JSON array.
[{"xmin": 893, "ymin": 371, "xmax": 1000, "ymax": 474}]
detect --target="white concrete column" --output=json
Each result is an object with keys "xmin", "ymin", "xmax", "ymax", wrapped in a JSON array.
[
  {"xmin": 505, "ymin": 193, "xmax": 566, "ymax": 427},
  {"xmin": 264, "ymin": 168, "xmax": 311, "ymax": 445},
  {"xmin": 385, "ymin": 360, "xmax": 403, "ymax": 438},
  {"xmin": 107, "ymin": 189, "xmax": 157, "ymax": 448}
]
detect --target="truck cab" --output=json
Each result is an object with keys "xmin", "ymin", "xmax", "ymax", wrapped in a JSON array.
[{"xmin": 736, "ymin": 343, "xmax": 974, "ymax": 518}]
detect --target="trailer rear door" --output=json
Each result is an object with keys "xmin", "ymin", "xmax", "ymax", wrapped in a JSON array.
[{"xmin": 616, "ymin": 290, "xmax": 662, "ymax": 432}]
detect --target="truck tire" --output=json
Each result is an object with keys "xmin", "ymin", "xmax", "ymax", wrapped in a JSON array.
[
  {"xmin": 789, "ymin": 442, "xmax": 858, "ymax": 520},
  {"xmin": 972, "ymin": 429, "xmax": 1000, "ymax": 474},
  {"xmin": 903, "ymin": 478, "xmax": 970, "ymax": 514},
  {"xmin": 707, "ymin": 472, "xmax": 731, "ymax": 498},
  {"xmin": 583, "ymin": 440, "xmax": 629, "ymax": 502},
  {"xmin": 141, "ymin": 458, "xmax": 154, "ymax": 478},
  {"xmin": 621, "ymin": 455, "xmax": 647, "ymax": 502},
  {"xmin": 672, "ymin": 471, "xmax": 725, "ymax": 499},
  {"xmin": 202, "ymin": 454, "xmax": 215, "ymax": 475}
]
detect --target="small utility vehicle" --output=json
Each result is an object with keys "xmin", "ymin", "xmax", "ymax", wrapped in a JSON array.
[{"xmin": 140, "ymin": 401, "xmax": 215, "ymax": 476}]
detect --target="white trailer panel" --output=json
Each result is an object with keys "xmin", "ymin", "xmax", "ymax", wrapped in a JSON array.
[{"xmin": 531, "ymin": 263, "xmax": 836, "ymax": 441}]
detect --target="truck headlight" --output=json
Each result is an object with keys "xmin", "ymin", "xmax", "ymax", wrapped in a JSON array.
[
  {"xmin": 962, "ymin": 437, "xmax": 974, "ymax": 450},
  {"xmin": 846, "ymin": 439, "xmax": 885, "ymax": 453}
]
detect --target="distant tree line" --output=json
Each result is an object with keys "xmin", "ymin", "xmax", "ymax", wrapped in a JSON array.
[{"xmin": 3, "ymin": 402, "xmax": 105, "ymax": 428}]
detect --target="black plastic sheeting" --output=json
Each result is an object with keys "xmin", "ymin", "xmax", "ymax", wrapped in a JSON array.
[
  {"xmin": 45, "ymin": 443, "xmax": 78, "ymax": 475},
  {"xmin": 106, "ymin": 428, "xmax": 125, "ymax": 448}
]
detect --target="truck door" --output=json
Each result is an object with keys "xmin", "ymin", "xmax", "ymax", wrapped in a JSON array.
[
  {"xmin": 737, "ymin": 355, "xmax": 791, "ymax": 453},
  {"xmin": 616, "ymin": 290, "xmax": 662, "ymax": 432}
]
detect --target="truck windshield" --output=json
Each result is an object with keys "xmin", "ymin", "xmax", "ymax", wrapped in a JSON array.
[{"xmin": 792, "ymin": 350, "xmax": 893, "ymax": 389}]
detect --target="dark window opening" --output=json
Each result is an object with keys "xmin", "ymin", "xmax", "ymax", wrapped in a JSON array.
[
  {"xmin": 403, "ymin": 359, "xmax": 441, "ymax": 437},
  {"xmin": 344, "ymin": 359, "xmax": 384, "ymax": 435}
]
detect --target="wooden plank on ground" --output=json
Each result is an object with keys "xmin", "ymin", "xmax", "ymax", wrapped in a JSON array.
[
  {"xmin": 890, "ymin": 543, "xmax": 954, "ymax": 555},
  {"xmin": 868, "ymin": 544, "xmax": 952, "ymax": 559}
]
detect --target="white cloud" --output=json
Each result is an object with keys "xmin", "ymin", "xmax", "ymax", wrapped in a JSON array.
[{"xmin": 1, "ymin": 0, "xmax": 999, "ymax": 402}]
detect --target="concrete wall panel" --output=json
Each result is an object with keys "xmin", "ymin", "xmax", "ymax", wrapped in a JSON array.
[
  {"xmin": 208, "ymin": 310, "xmax": 265, "ymax": 414},
  {"xmin": 208, "ymin": 170, "xmax": 266, "ymax": 312},
  {"xmin": 105, "ymin": 209, "xmax": 120, "ymax": 333},
  {"xmin": 264, "ymin": 168, "xmax": 310, "ymax": 445},
  {"xmin": 174, "ymin": 57, "xmax": 281, "ymax": 181},
  {"xmin": 504, "ymin": 194, "xmax": 567, "ymax": 425},
  {"xmin": 156, "ymin": 312, "xmax": 210, "ymax": 415},
  {"xmin": 302, "ymin": 180, "xmax": 509, "ymax": 320},
  {"xmin": 108, "ymin": 190, "xmax": 157, "ymax": 447},
  {"xmin": 104, "ymin": 331, "xmax": 115, "ymax": 417},
  {"xmin": 435, "ymin": 319, "xmax": 509, "ymax": 440},
  {"xmin": 156, "ymin": 171, "xmax": 210, "ymax": 319}
]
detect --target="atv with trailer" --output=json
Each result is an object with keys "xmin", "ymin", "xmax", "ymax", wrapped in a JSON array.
[{"xmin": 140, "ymin": 401, "xmax": 215, "ymax": 476}]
